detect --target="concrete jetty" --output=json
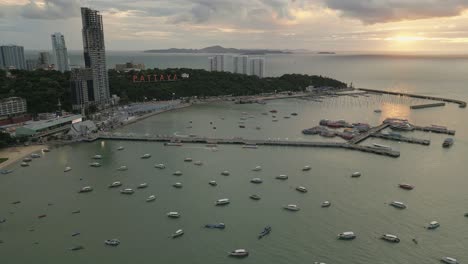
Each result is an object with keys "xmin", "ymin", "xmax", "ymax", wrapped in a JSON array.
[{"xmin": 410, "ymin": 103, "xmax": 446, "ymax": 109}]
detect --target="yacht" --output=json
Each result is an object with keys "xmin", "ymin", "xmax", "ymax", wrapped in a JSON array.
[
  {"xmin": 205, "ymin": 223, "xmax": 225, "ymax": 229},
  {"xmin": 229, "ymin": 249, "xmax": 249, "ymax": 258},
  {"xmin": 120, "ymin": 188, "xmax": 134, "ymax": 194},
  {"xmin": 117, "ymin": 146, "xmax": 124, "ymax": 150},
  {"xmin": 209, "ymin": 181, "xmax": 217, "ymax": 186},
  {"xmin": 216, "ymin": 198, "xmax": 230, "ymax": 206},
  {"xmin": 173, "ymin": 182, "xmax": 183, "ymax": 188},
  {"xmin": 184, "ymin": 157, "xmax": 192, "ymax": 162},
  {"xmin": 89, "ymin": 162, "xmax": 101, "ymax": 167},
  {"xmin": 250, "ymin": 194, "xmax": 261, "ymax": 200},
  {"xmin": 167, "ymin": 212, "xmax": 180, "ymax": 218},
  {"xmin": 390, "ymin": 201, "xmax": 407, "ymax": 209},
  {"xmin": 42, "ymin": 148, "xmax": 50, "ymax": 152},
  {"xmin": 92, "ymin": 155, "xmax": 102, "ymax": 159},
  {"xmin": 381, "ymin": 234, "xmax": 400, "ymax": 243},
  {"xmin": 79, "ymin": 186, "xmax": 93, "ymax": 193},
  {"xmin": 302, "ymin": 165, "xmax": 311, "ymax": 171},
  {"xmin": 321, "ymin": 201, "xmax": 331, "ymax": 208},
  {"xmin": 296, "ymin": 186, "xmax": 308, "ymax": 193},
  {"xmin": 109, "ymin": 181, "xmax": 122, "ymax": 188},
  {"xmin": 64, "ymin": 167, "xmax": 72, "ymax": 172},
  {"xmin": 372, "ymin": 143, "xmax": 392, "ymax": 150},
  {"xmin": 104, "ymin": 239, "xmax": 120, "ymax": 246},
  {"xmin": 20, "ymin": 162, "xmax": 29, "ymax": 167},
  {"xmin": 155, "ymin": 164, "xmax": 166, "ymax": 169},
  {"xmin": 276, "ymin": 174, "xmax": 288, "ymax": 180},
  {"xmin": 194, "ymin": 161, "xmax": 203, "ymax": 166},
  {"xmin": 243, "ymin": 145, "xmax": 258, "ymax": 149},
  {"xmin": 250, "ymin": 178, "xmax": 263, "ymax": 184},
  {"xmin": 172, "ymin": 229, "xmax": 184, "ymax": 238},
  {"xmin": 443, "ymin": 138, "xmax": 454, "ymax": 148},
  {"xmin": 398, "ymin": 183, "xmax": 414, "ymax": 190},
  {"xmin": 252, "ymin": 166, "xmax": 262, "ymax": 171},
  {"xmin": 427, "ymin": 221, "xmax": 440, "ymax": 230},
  {"xmin": 23, "ymin": 157, "xmax": 32, "ymax": 162},
  {"xmin": 221, "ymin": 170, "xmax": 230, "ymax": 176},
  {"xmin": 338, "ymin": 231, "xmax": 356, "ymax": 240},
  {"xmin": 283, "ymin": 204, "xmax": 300, "ymax": 211},
  {"xmin": 141, "ymin": 154, "xmax": 151, "ymax": 159},
  {"xmin": 441, "ymin": 257, "xmax": 458, "ymax": 264},
  {"xmin": 117, "ymin": 166, "xmax": 128, "ymax": 171},
  {"xmin": 173, "ymin": 171, "xmax": 183, "ymax": 176},
  {"xmin": 31, "ymin": 153, "xmax": 41, "ymax": 158},
  {"xmin": 137, "ymin": 183, "xmax": 148, "ymax": 189},
  {"xmin": 146, "ymin": 195, "xmax": 156, "ymax": 202},
  {"xmin": 351, "ymin": 172, "xmax": 361, "ymax": 177}
]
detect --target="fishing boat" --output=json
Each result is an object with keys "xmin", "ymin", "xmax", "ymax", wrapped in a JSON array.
[
  {"xmin": 117, "ymin": 166, "xmax": 128, "ymax": 171},
  {"xmin": 250, "ymin": 194, "xmax": 261, "ymax": 200},
  {"xmin": 205, "ymin": 223, "xmax": 225, "ymax": 229},
  {"xmin": 351, "ymin": 172, "xmax": 361, "ymax": 177},
  {"xmin": 120, "ymin": 188, "xmax": 134, "ymax": 194},
  {"xmin": 173, "ymin": 182, "xmax": 183, "ymax": 188},
  {"xmin": 64, "ymin": 167, "xmax": 72, "ymax": 172},
  {"xmin": 146, "ymin": 195, "xmax": 156, "ymax": 202},
  {"xmin": 221, "ymin": 170, "xmax": 230, "ymax": 176},
  {"xmin": 167, "ymin": 212, "xmax": 180, "ymax": 218},
  {"xmin": 155, "ymin": 164, "xmax": 166, "ymax": 169},
  {"xmin": 390, "ymin": 201, "xmax": 407, "ymax": 209},
  {"xmin": 338, "ymin": 231, "xmax": 356, "ymax": 240},
  {"xmin": 441, "ymin": 257, "xmax": 459, "ymax": 264},
  {"xmin": 258, "ymin": 226, "xmax": 272, "ymax": 239},
  {"xmin": 398, "ymin": 183, "xmax": 414, "ymax": 190},
  {"xmin": 141, "ymin": 153, "xmax": 151, "ymax": 159},
  {"xmin": 78, "ymin": 186, "xmax": 93, "ymax": 193},
  {"xmin": 381, "ymin": 234, "xmax": 400, "ymax": 243},
  {"xmin": 443, "ymin": 138, "xmax": 454, "ymax": 148},
  {"xmin": 108, "ymin": 181, "xmax": 122, "ymax": 188},
  {"xmin": 427, "ymin": 221, "xmax": 440, "ymax": 230},
  {"xmin": 89, "ymin": 162, "xmax": 101, "ymax": 167},
  {"xmin": 92, "ymin": 154, "xmax": 102, "ymax": 159},
  {"xmin": 208, "ymin": 181, "xmax": 217, "ymax": 186},
  {"xmin": 229, "ymin": 249, "xmax": 249, "ymax": 258},
  {"xmin": 137, "ymin": 183, "xmax": 148, "ymax": 189},
  {"xmin": 302, "ymin": 165, "xmax": 311, "ymax": 171},
  {"xmin": 296, "ymin": 186, "xmax": 307, "ymax": 193},
  {"xmin": 216, "ymin": 198, "xmax": 230, "ymax": 206},
  {"xmin": 172, "ymin": 229, "xmax": 184, "ymax": 238},
  {"xmin": 276, "ymin": 174, "xmax": 288, "ymax": 180},
  {"xmin": 250, "ymin": 178, "xmax": 263, "ymax": 184},
  {"xmin": 283, "ymin": 204, "xmax": 300, "ymax": 211},
  {"xmin": 173, "ymin": 171, "xmax": 183, "ymax": 176},
  {"xmin": 104, "ymin": 239, "xmax": 120, "ymax": 246},
  {"xmin": 321, "ymin": 201, "xmax": 331, "ymax": 207}
]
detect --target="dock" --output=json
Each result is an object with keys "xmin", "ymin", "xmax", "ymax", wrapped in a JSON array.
[
  {"xmin": 413, "ymin": 126, "xmax": 455, "ymax": 135},
  {"xmin": 372, "ymin": 133, "xmax": 430, "ymax": 145},
  {"xmin": 348, "ymin": 123, "xmax": 390, "ymax": 144},
  {"xmin": 410, "ymin": 103, "xmax": 446, "ymax": 109}
]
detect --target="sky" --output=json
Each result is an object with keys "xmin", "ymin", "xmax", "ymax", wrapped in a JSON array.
[{"xmin": 2, "ymin": 0, "xmax": 468, "ymax": 53}]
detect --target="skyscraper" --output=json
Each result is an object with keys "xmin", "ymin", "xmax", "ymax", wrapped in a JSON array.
[
  {"xmin": 70, "ymin": 68, "xmax": 93, "ymax": 110},
  {"xmin": 80, "ymin": 7, "xmax": 110, "ymax": 106},
  {"xmin": 51, "ymin": 32, "xmax": 70, "ymax": 73},
  {"xmin": 249, "ymin": 57, "xmax": 265, "ymax": 78},
  {"xmin": 0, "ymin": 45, "xmax": 26, "ymax": 70}
]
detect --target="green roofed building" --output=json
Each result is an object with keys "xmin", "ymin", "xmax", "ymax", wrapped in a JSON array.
[{"xmin": 15, "ymin": 114, "xmax": 83, "ymax": 138}]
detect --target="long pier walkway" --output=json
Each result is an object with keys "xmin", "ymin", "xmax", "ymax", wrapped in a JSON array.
[{"xmin": 348, "ymin": 123, "xmax": 390, "ymax": 144}]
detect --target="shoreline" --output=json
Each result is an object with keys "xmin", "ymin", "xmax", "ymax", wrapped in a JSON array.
[{"xmin": 0, "ymin": 145, "xmax": 46, "ymax": 169}]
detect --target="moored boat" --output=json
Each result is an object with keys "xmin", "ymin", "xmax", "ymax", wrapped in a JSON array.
[
  {"xmin": 104, "ymin": 239, "xmax": 120, "ymax": 246},
  {"xmin": 302, "ymin": 165, "xmax": 311, "ymax": 171},
  {"xmin": 390, "ymin": 201, "xmax": 407, "ymax": 209},
  {"xmin": 209, "ymin": 181, "xmax": 217, "ymax": 186},
  {"xmin": 120, "ymin": 188, "xmax": 134, "ymax": 194},
  {"xmin": 172, "ymin": 229, "xmax": 184, "ymax": 238},
  {"xmin": 351, "ymin": 172, "xmax": 361, "ymax": 177},
  {"xmin": 108, "ymin": 181, "xmax": 122, "ymax": 188},
  {"xmin": 229, "ymin": 249, "xmax": 249, "ymax": 258},
  {"xmin": 216, "ymin": 198, "xmax": 230, "ymax": 206},
  {"xmin": 338, "ymin": 231, "xmax": 356, "ymax": 240},
  {"xmin": 79, "ymin": 186, "xmax": 93, "ymax": 193},
  {"xmin": 20, "ymin": 162, "xmax": 29, "ymax": 167},
  {"xmin": 381, "ymin": 234, "xmax": 400, "ymax": 243},
  {"xmin": 250, "ymin": 178, "xmax": 263, "ymax": 184},
  {"xmin": 441, "ymin": 257, "xmax": 459, "ymax": 264},
  {"xmin": 155, "ymin": 163, "xmax": 166, "ymax": 169},
  {"xmin": 276, "ymin": 174, "xmax": 288, "ymax": 180},
  {"xmin": 117, "ymin": 146, "xmax": 124, "ymax": 150},
  {"xmin": 167, "ymin": 212, "xmax": 180, "ymax": 218},
  {"xmin": 221, "ymin": 170, "xmax": 230, "ymax": 176},
  {"xmin": 283, "ymin": 204, "xmax": 300, "ymax": 211},
  {"xmin": 443, "ymin": 138, "xmax": 454, "ymax": 148},
  {"xmin": 205, "ymin": 223, "xmax": 225, "ymax": 229},
  {"xmin": 64, "ymin": 166, "xmax": 72, "ymax": 172},
  {"xmin": 184, "ymin": 157, "xmax": 192, "ymax": 162},
  {"xmin": 427, "ymin": 221, "xmax": 440, "ymax": 230},
  {"xmin": 23, "ymin": 157, "xmax": 32, "ymax": 162},
  {"xmin": 92, "ymin": 154, "xmax": 102, "ymax": 159},
  {"xmin": 89, "ymin": 162, "xmax": 101, "ymax": 167},
  {"xmin": 250, "ymin": 194, "xmax": 261, "ymax": 200},
  {"xmin": 258, "ymin": 226, "xmax": 272, "ymax": 239},
  {"xmin": 173, "ymin": 171, "xmax": 183, "ymax": 176},
  {"xmin": 252, "ymin": 166, "xmax": 262, "ymax": 171},
  {"xmin": 141, "ymin": 153, "xmax": 151, "ymax": 159},
  {"xmin": 296, "ymin": 186, "xmax": 307, "ymax": 193},
  {"xmin": 137, "ymin": 183, "xmax": 148, "ymax": 189},
  {"xmin": 164, "ymin": 142, "xmax": 183, "ymax": 146},
  {"xmin": 398, "ymin": 183, "xmax": 414, "ymax": 190},
  {"xmin": 321, "ymin": 201, "xmax": 331, "ymax": 207},
  {"xmin": 372, "ymin": 143, "xmax": 392, "ymax": 150},
  {"xmin": 146, "ymin": 195, "xmax": 156, "ymax": 202},
  {"xmin": 243, "ymin": 144, "xmax": 258, "ymax": 149},
  {"xmin": 117, "ymin": 166, "xmax": 128, "ymax": 171},
  {"xmin": 31, "ymin": 153, "xmax": 41, "ymax": 158},
  {"xmin": 42, "ymin": 148, "xmax": 50, "ymax": 152},
  {"xmin": 173, "ymin": 182, "xmax": 183, "ymax": 188},
  {"xmin": 194, "ymin": 161, "xmax": 203, "ymax": 166},
  {"xmin": 69, "ymin": 245, "xmax": 84, "ymax": 251}
]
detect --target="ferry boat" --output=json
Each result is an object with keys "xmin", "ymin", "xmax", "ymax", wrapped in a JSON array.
[
  {"xmin": 141, "ymin": 153, "xmax": 151, "ymax": 159},
  {"xmin": 155, "ymin": 164, "xmax": 166, "ymax": 169},
  {"xmin": 390, "ymin": 201, "xmax": 407, "ymax": 209},
  {"xmin": 164, "ymin": 142, "xmax": 183, "ymax": 146},
  {"xmin": 398, "ymin": 183, "xmax": 415, "ymax": 190},
  {"xmin": 109, "ymin": 181, "xmax": 122, "ymax": 188},
  {"xmin": 351, "ymin": 172, "xmax": 361, "ymax": 177},
  {"xmin": 381, "ymin": 234, "xmax": 400, "ymax": 243},
  {"xmin": 64, "ymin": 167, "xmax": 72, "ymax": 172},
  {"xmin": 172, "ymin": 229, "xmax": 184, "ymax": 238},
  {"xmin": 302, "ymin": 165, "xmax": 311, "ymax": 171},
  {"xmin": 205, "ymin": 223, "xmax": 225, "ymax": 229},
  {"xmin": 441, "ymin": 257, "xmax": 458, "ymax": 264},
  {"xmin": 296, "ymin": 186, "xmax": 308, "ymax": 193},
  {"xmin": 283, "ymin": 204, "xmax": 300, "ymax": 211},
  {"xmin": 338, "ymin": 231, "xmax": 356, "ymax": 240},
  {"xmin": 79, "ymin": 186, "xmax": 93, "ymax": 193},
  {"xmin": 104, "ymin": 239, "xmax": 120, "ymax": 246},
  {"xmin": 120, "ymin": 188, "xmax": 134, "ymax": 194},
  {"xmin": 92, "ymin": 154, "xmax": 102, "ymax": 159},
  {"xmin": 216, "ymin": 198, "xmax": 230, "ymax": 206},
  {"xmin": 173, "ymin": 171, "xmax": 183, "ymax": 176},
  {"xmin": 146, "ymin": 195, "xmax": 156, "ymax": 202},
  {"xmin": 173, "ymin": 182, "xmax": 183, "ymax": 188},
  {"xmin": 443, "ymin": 138, "xmax": 454, "ymax": 148},
  {"xmin": 321, "ymin": 201, "xmax": 331, "ymax": 208},
  {"xmin": 209, "ymin": 181, "xmax": 217, "ymax": 186},
  {"xmin": 221, "ymin": 170, "xmax": 230, "ymax": 176},
  {"xmin": 427, "ymin": 221, "xmax": 440, "ymax": 230},
  {"xmin": 250, "ymin": 194, "xmax": 261, "ymax": 200},
  {"xmin": 372, "ymin": 143, "xmax": 392, "ymax": 150},
  {"xmin": 276, "ymin": 174, "xmax": 288, "ymax": 180},
  {"xmin": 250, "ymin": 178, "xmax": 263, "ymax": 184},
  {"xmin": 167, "ymin": 212, "xmax": 180, "ymax": 218},
  {"xmin": 229, "ymin": 249, "xmax": 249, "ymax": 258}
]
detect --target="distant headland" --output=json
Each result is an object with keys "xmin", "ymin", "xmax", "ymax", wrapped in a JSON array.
[{"xmin": 143, "ymin": 45, "xmax": 292, "ymax": 55}]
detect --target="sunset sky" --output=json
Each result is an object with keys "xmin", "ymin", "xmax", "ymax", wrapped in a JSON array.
[{"xmin": 2, "ymin": 0, "xmax": 468, "ymax": 53}]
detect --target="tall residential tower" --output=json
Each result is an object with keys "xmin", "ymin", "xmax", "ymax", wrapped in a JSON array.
[
  {"xmin": 51, "ymin": 32, "xmax": 70, "ymax": 72},
  {"xmin": 0, "ymin": 45, "xmax": 26, "ymax": 70}
]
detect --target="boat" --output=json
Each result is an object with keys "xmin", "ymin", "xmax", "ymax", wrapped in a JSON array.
[
  {"xmin": 194, "ymin": 161, "xmax": 203, "ymax": 166},
  {"xmin": 252, "ymin": 166, "xmax": 262, "ymax": 171},
  {"xmin": 120, "ymin": 188, "xmax": 134, "ymax": 194},
  {"xmin": 427, "ymin": 221, "xmax": 440, "ymax": 230},
  {"xmin": 258, "ymin": 226, "xmax": 272, "ymax": 239},
  {"xmin": 390, "ymin": 201, "xmax": 407, "ymax": 209},
  {"xmin": 276, "ymin": 174, "xmax": 288, "ymax": 180},
  {"xmin": 172, "ymin": 229, "xmax": 184, "ymax": 238},
  {"xmin": 239, "ymin": 125, "xmax": 246, "ymax": 128},
  {"xmin": 283, "ymin": 204, "xmax": 300, "ymax": 211},
  {"xmin": 20, "ymin": 162, "xmax": 29, "ymax": 167},
  {"xmin": 262, "ymin": 112, "xmax": 268, "ymax": 115},
  {"xmin": 374, "ymin": 109, "xmax": 382, "ymax": 113},
  {"xmin": 173, "ymin": 171, "xmax": 183, "ymax": 176},
  {"xmin": 291, "ymin": 112, "xmax": 298, "ymax": 116},
  {"xmin": 302, "ymin": 165, "xmax": 311, "ymax": 171},
  {"xmin": 71, "ymin": 232, "xmax": 80, "ymax": 237},
  {"xmin": 351, "ymin": 172, "xmax": 361, "ymax": 177},
  {"xmin": 146, "ymin": 195, "xmax": 156, "ymax": 202},
  {"xmin": 256, "ymin": 126, "xmax": 261, "ymax": 130},
  {"xmin": 104, "ymin": 239, "xmax": 120, "ymax": 246},
  {"xmin": 0, "ymin": 169, "xmax": 13, "ymax": 174},
  {"xmin": 164, "ymin": 142, "xmax": 183, "ymax": 146},
  {"xmin": 465, "ymin": 213, "xmax": 468, "ymax": 217},
  {"xmin": 173, "ymin": 182, "xmax": 183, "ymax": 188},
  {"xmin": 243, "ymin": 145, "xmax": 258, "ymax": 149},
  {"xmin": 78, "ymin": 186, "xmax": 93, "ymax": 193},
  {"xmin": 321, "ymin": 201, "xmax": 331, "ymax": 207},
  {"xmin": 441, "ymin": 257, "xmax": 459, "ymax": 264},
  {"xmin": 296, "ymin": 186, "xmax": 307, "ymax": 193},
  {"xmin": 272, "ymin": 119, "xmax": 278, "ymax": 122},
  {"xmin": 209, "ymin": 181, "xmax": 217, "ymax": 186},
  {"xmin": 205, "ymin": 223, "xmax": 225, "ymax": 229},
  {"xmin": 72, "ymin": 210, "xmax": 81, "ymax": 214},
  {"xmin": 31, "ymin": 153, "xmax": 41, "ymax": 158},
  {"xmin": 42, "ymin": 148, "xmax": 50, "ymax": 152},
  {"xmin": 117, "ymin": 146, "xmax": 124, "ymax": 150},
  {"xmin": 284, "ymin": 116, "xmax": 290, "ymax": 119},
  {"xmin": 372, "ymin": 143, "xmax": 392, "ymax": 150},
  {"xmin": 92, "ymin": 155, "xmax": 102, "ymax": 159},
  {"xmin": 338, "ymin": 231, "xmax": 356, "ymax": 240},
  {"xmin": 216, "ymin": 198, "xmax": 230, "ymax": 206},
  {"xmin": 250, "ymin": 194, "xmax": 261, "ymax": 200},
  {"xmin": 69, "ymin": 245, "xmax": 84, "ymax": 251},
  {"xmin": 12, "ymin": 201, "xmax": 21, "ymax": 204},
  {"xmin": 250, "ymin": 178, "xmax": 263, "ymax": 184},
  {"xmin": 167, "ymin": 212, "xmax": 180, "ymax": 218},
  {"xmin": 23, "ymin": 157, "xmax": 32, "ymax": 162},
  {"xmin": 64, "ymin": 167, "xmax": 72, "ymax": 172},
  {"xmin": 38, "ymin": 214, "xmax": 47, "ymax": 218},
  {"xmin": 0, "ymin": 218, "xmax": 5, "ymax": 223},
  {"xmin": 229, "ymin": 249, "xmax": 249, "ymax": 258},
  {"xmin": 443, "ymin": 138, "xmax": 454, "ymax": 148},
  {"xmin": 89, "ymin": 162, "xmax": 101, "ymax": 167},
  {"xmin": 270, "ymin": 110, "xmax": 278, "ymax": 113},
  {"xmin": 184, "ymin": 157, "xmax": 192, "ymax": 162},
  {"xmin": 221, "ymin": 170, "xmax": 230, "ymax": 176},
  {"xmin": 141, "ymin": 153, "xmax": 151, "ymax": 159},
  {"xmin": 398, "ymin": 183, "xmax": 414, "ymax": 190},
  {"xmin": 155, "ymin": 164, "xmax": 166, "ymax": 169},
  {"xmin": 108, "ymin": 181, "xmax": 122, "ymax": 188},
  {"xmin": 381, "ymin": 234, "xmax": 400, "ymax": 243},
  {"xmin": 137, "ymin": 183, "xmax": 148, "ymax": 189},
  {"xmin": 206, "ymin": 144, "xmax": 218, "ymax": 147},
  {"xmin": 117, "ymin": 166, "xmax": 128, "ymax": 171}
]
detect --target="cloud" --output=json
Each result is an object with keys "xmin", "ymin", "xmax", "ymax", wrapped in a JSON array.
[
  {"xmin": 20, "ymin": 0, "xmax": 82, "ymax": 20},
  {"xmin": 324, "ymin": 0, "xmax": 468, "ymax": 24}
]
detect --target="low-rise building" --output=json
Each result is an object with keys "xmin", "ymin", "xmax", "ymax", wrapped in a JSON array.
[
  {"xmin": 0, "ymin": 97, "xmax": 27, "ymax": 117},
  {"xmin": 115, "ymin": 62, "xmax": 145, "ymax": 72},
  {"xmin": 15, "ymin": 114, "xmax": 82, "ymax": 138}
]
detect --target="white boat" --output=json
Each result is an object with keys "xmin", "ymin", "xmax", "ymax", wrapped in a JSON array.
[
  {"xmin": 276, "ymin": 174, "xmax": 288, "ymax": 180},
  {"xmin": 221, "ymin": 170, "xmax": 230, "ymax": 176},
  {"xmin": 321, "ymin": 201, "xmax": 331, "ymax": 207},
  {"xmin": 117, "ymin": 146, "xmax": 124, "ymax": 150},
  {"xmin": 117, "ymin": 166, "xmax": 128, "ymax": 171},
  {"xmin": 194, "ymin": 161, "xmax": 203, "ymax": 166},
  {"xmin": 104, "ymin": 239, "xmax": 120, "ymax": 246},
  {"xmin": 351, "ymin": 172, "xmax": 361, "ymax": 177},
  {"xmin": 372, "ymin": 143, "xmax": 392, "ymax": 150},
  {"xmin": 216, "ymin": 198, "xmax": 230, "ymax": 206},
  {"xmin": 89, "ymin": 162, "xmax": 101, "ymax": 167},
  {"xmin": 296, "ymin": 186, "xmax": 307, "ymax": 193},
  {"xmin": 427, "ymin": 221, "xmax": 440, "ymax": 230},
  {"xmin": 79, "ymin": 186, "xmax": 93, "ymax": 193},
  {"xmin": 167, "ymin": 212, "xmax": 180, "ymax": 218},
  {"xmin": 120, "ymin": 188, "xmax": 134, "ymax": 194},
  {"xmin": 64, "ymin": 166, "xmax": 72, "ymax": 172},
  {"xmin": 141, "ymin": 154, "xmax": 151, "ymax": 159},
  {"xmin": 381, "ymin": 234, "xmax": 400, "ymax": 243},
  {"xmin": 172, "ymin": 229, "xmax": 184, "ymax": 238},
  {"xmin": 155, "ymin": 164, "xmax": 166, "ymax": 169},
  {"xmin": 146, "ymin": 195, "xmax": 156, "ymax": 202},
  {"xmin": 250, "ymin": 178, "xmax": 263, "ymax": 184},
  {"xmin": 173, "ymin": 171, "xmax": 183, "ymax": 176},
  {"xmin": 243, "ymin": 145, "xmax": 258, "ymax": 149},
  {"xmin": 109, "ymin": 181, "xmax": 122, "ymax": 188},
  {"xmin": 283, "ymin": 204, "xmax": 300, "ymax": 211},
  {"xmin": 302, "ymin": 165, "xmax": 311, "ymax": 171},
  {"xmin": 42, "ymin": 148, "xmax": 50, "ymax": 152},
  {"xmin": 164, "ymin": 142, "xmax": 183, "ymax": 146},
  {"xmin": 20, "ymin": 162, "xmax": 29, "ymax": 167},
  {"xmin": 209, "ymin": 181, "xmax": 217, "ymax": 186},
  {"xmin": 137, "ymin": 183, "xmax": 148, "ymax": 189},
  {"xmin": 229, "ymin": 249, "xmax": 249, "ymax": 258},
  {"xmin": 338, "ymin": 231, "xmax": 356, "ymax": 240},
  {"xmin": 441, "ymin": 257, "xmax": 458, "ymax": 264},
  {"xmin": 173, "ymin": 182, "xmax": 183, "ymax": 188},
  {"xmin": 184, "ymin": 157, "xmax": 192, "ymax": 162},
  {"xmin": 92, "ymin": 155, "xmax": 102, "ymax": 159},
  {"xmin": 23, "ymin": 157, "xmax": 32, "ymax": 162},
  {"xmin": 31, "ymin": 153, "xmax": 41, "ymax": 158},
  {"xmin": 252, "ymin": 166, "xmax": 262, "ymax": 171},
  {"xmin": 390, "ymin": 201, "xmax": 407, "ymax": 209}
]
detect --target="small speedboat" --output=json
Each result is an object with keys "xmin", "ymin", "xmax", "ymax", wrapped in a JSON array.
[
  {"xmin": 302, "ymin": 165, "xmax": 311, "ymax": 171},
  {"xmin": 184, "ymin": 157, "xmax": 192, "ymax": 162},
  {"xmin": 390, "ymin": 201, "xmax": 407, "ymax": 209},
  {"xmin": 209, "ymin": 181, "xmax": 217, "ymax": 186},
  {"xmin": 221, "ymin": 171, "xmax": 230, "ymax": 176},
  {"xmin": 258, "ymin": 226, "xmax": 272, "ymax": 239},
  {"xmin": 205, "ymin": 223, "xmax": 225, "ymax": 229},
  {"xmin": 441, "ymin": 257, "xmax": 459, "ymax": 264},
  {"xmin": 291, "ymin": 113, "xmax": 298, "ymax": 116},
  {"xmin": 381, "ymin": 234, "xmax": 400, "ymax": 243},
  {"xmin": 427, "ymin": 221, "xmax": 440, "ymax": 230},
  {"xmin": 338, "ymin": 231, "xmax": 356, "ymax": 240},
  {"xmin": 173, "ymin": 182, "xmax": 183, "ymax": 188},
  {"xmin": 276, "ymin": 175, "xmax": 288, "ymax": 180},
  {"xmin": 38, "ymin": 214, "xmax": 47, "ymax": 219},
  {"xmin": 173, "ymin": 171, "xmax": 183, "ymax": 176},
  {"xmin": 0, "ymin": 169, "xmax": 13, "ymax": 174},
  {"xmin": 321, "ymin": 201, "xmax": 331, "ymax": 208},
  {"xmin": 172, "ymin": 229, "xmax": 184, "ymax": 238},
  {"xmin": 283, "ymin": 204, "xmax": 300, "ymax": 211},
  {"xmin": 229, "ymin": 249, "xmax": 249, "ymax": 258},
  {"xmin": 296, "ymin": 186, "xmax": 307, "ymax": 193},
  {"xmin": 250, "ymin": 194, "xmax": 261, "ymax": 200},
  {"xmin": 137, "ymin": 183, "xmax": 148, "ymax": 189},
  {"xmin": 239, "ymin": 125, "xmax": 246, "ymax": 128},
  {"xmin": 194, "ymin": 161, "xmax": 203, "ymax": 166},
  {"xmin": 89, "ymin": 162, "xmax": 101, "ymax": 167},
  {"xmin": 23, "ymin": 157, "xmax": 32, "ymax": 162},
  {"xmin": 351, "ymin": 172, "xmax": 361, "ymax": 177},
  {"xmin": 146, "ymin": 195, "xmax": 156, "ymax": 202},
  {"xmin": 216, "ymin": 198, "xmax": 230, "ymax": 206},
  {"xmin": 117, "ymin": 166, "xmax": 128, "ymax": 171},
  {"xmin": 141, "ymin": 154, "xmax": 151, "ymax": 159},
  {"xmin": 78, "ymin": 186, "xmax": 93, "ymax": 193},
  {"xmin": 120, "ymin": 188, "xmax": 134, "ymax": 194},
  {"xmin": 104, "ymin": 239, "xmax": 120, "ymax": 246},
  {"xmin": 252, "ymin": 166, "xmax": 262, "ymax": 171},
  {"xmin": 71, "ymin": 210, "xmax": 81, "ymax": 214},
  {"xmin": 69, "ymin": 245, "xmax": 84, "ymax": 251},
  {"xmin": 64, "ymin": 167, "xmax": 72, "ymax": 172},
  {"xmin": 250, "ymin": 178, "xmax": 263, "ymax": 184},
  {"xmin": 167, "ymin": 212, "xmax": 180, "ymax": 218},
  {"xmin": 155, "ymin": 164, "xmax": 166, "ymax": 169},
  {"xmin": 92, "ymin": 154, "xmax": 102, "ymax": 159},
  {"xmin": 31, "ymin": 153, "xmax": 41, "ymax": 158},
  {"xmin": 21, "ymin": 162, "xmax": 29, "ymax": 167},
  {"xmin": 109, "ymin": 181, "xmax": 122, "ymax": 188},
  {"xmin": 117, "ymin": 146, "xmax": 124, "ymax": 150},
  {"xmin": 398, "ymin": 183, "xmax": 414, "ymax": 190}
]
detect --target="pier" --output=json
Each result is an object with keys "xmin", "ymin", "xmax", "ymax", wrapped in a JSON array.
[
  {"xmin": 348, "ymin": 123, "xmax": 390, "ymax": 144},
  {"xmin": 358, "ymin": 88, "xmax": 467, "ymax": 108},
  {"xmin": 410, "ymin": 102, "xmax": 446, "ymax": 109},
  {"xmin": 413, "ymin": 126, "xmax": 455, "ymax": 135},
  {"xmin": 371, "ymin": 133, "xmax": 430, "ymax": 145}
]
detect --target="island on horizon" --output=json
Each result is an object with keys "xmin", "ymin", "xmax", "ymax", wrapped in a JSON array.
[{"xmin": 143, "ymin": 45, "xmax": 292, "ymax": 55}]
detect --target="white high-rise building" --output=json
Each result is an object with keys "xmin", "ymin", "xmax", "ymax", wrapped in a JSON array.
[
  {"xmin": 233, "ymin": 55, "xmax": 248, "ymax": 74},
  {"xmin": 208, "ymin": 55, "xmax": 226, "ymax": 72},
  {"xmin": 51, "ymin": 32, "xmax": 70, "ymax": 73},
  {"xmin": 249, "ymin": 57, "xmax": 265, "ymax": 78}
]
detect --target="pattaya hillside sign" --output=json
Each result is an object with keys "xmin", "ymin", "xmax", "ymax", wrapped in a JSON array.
[{"xmin": 132, "ymin": 73, "xmax": 189, "ymax": 82}]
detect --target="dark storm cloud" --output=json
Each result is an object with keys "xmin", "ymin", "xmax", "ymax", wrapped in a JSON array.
[
  {"xmin": 20, "ymin": 0, "xmax": 82, "ymax": 19},
  {"xmin": 324, "ymin": 0, "xmax": 468, "ymax": 24}
]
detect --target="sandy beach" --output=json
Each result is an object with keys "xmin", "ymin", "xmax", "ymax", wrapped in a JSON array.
[{"xmin": 0, "ymin": 145, "xmax": 46, "ymax": 169}]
